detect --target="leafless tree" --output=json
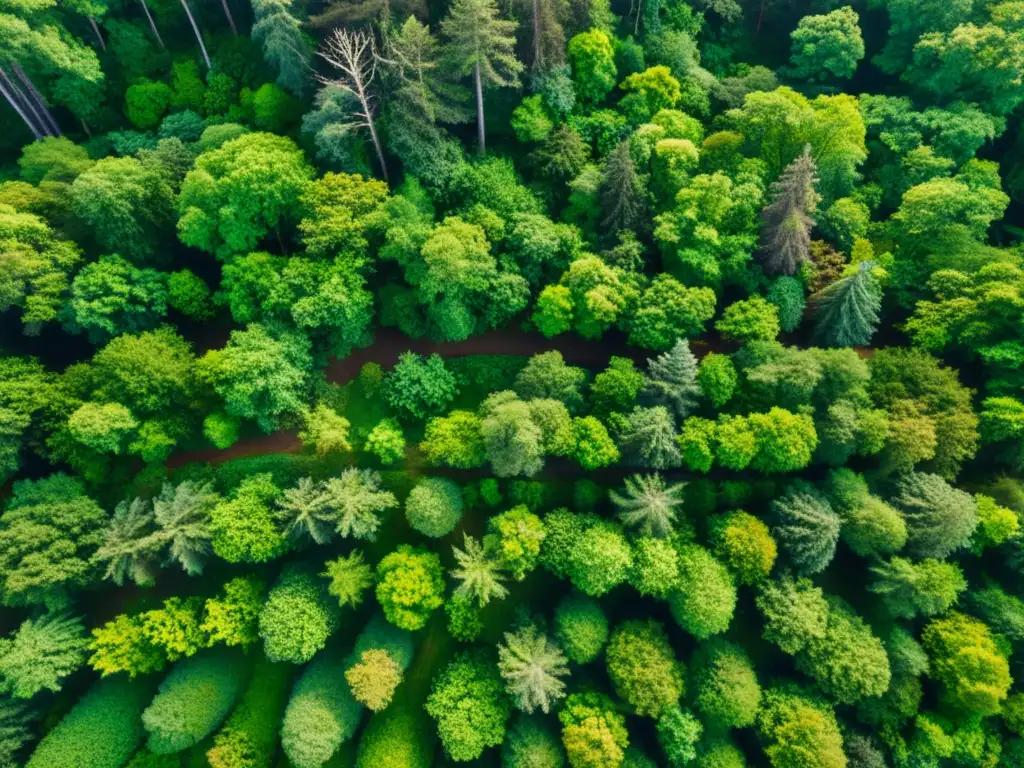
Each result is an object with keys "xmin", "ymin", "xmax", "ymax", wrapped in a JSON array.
[{"xmin": 317, "ymin": 28, "xmax": 389, "ymax": 182}]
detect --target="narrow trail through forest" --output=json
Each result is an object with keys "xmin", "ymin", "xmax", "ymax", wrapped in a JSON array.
[{"xmin": 169, "ymin": 328, "xmax": 729, "ymax": 468}]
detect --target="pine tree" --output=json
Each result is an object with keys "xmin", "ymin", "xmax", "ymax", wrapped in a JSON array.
[
  {"xmin": 771, "ymin": 486, "xmax": 841, "ymax": 575},
  {"xmin": 759, "ymin": 146, "xmax": 821, "ymax": 275},
  {"xmin": 442, "ymin": 0, "xmax": 523, "ymax": 154},
  {"xmin": 152, "ymin": 481, "xmax": 217, "ymax": 577},
  {"xmin": 321, "ymin": 469, "xmax": 398, "ymax": 541},
  {"xmin": 643, "ymin": 339, "xmax": 701, "ymax": 420},
  {"xmin": 384, "ymin": 17, "xmax": 470, "ymax": 127},
  {"xmin": 94, "ymin": 497, "xmax": 160, "ymax": 587},
  {"xmin": 275, "ymin": 477, "xmax": 333, "ymax": 546},
  {"xmin": 618, "ymin": 406, "xmax": 682, "ymax": 470},
  {"xmin": 811, "ymin": 261, "xmax": 881, "ymax": 348},
  {"xmin": 610, "ymin": 473, "xmax": 685, "ymax": 538},
  {"xmin": 451, "ymin": 534, "xmax": 509, "ymax": 607},
  {"xmin": 497, "ymin": 624, "xmax": 569, "ymax": 714},
  {"xmin": 0, "ymin": 612, "xmax": 88, "ymax": 699},
  {"xmin": 0, "ymin": 697, "xmax": 30, "ymax": 768},
  {"xmin": 322, "ymin": 551, "xmax": 374, "ymax": 609},
  {"xmin": 599, "ymin": 141, "xmax": 647, "ymax": 236},
  {"xmin": 252, "ymin": 0, "xmax": 311, "ymax": 95}
]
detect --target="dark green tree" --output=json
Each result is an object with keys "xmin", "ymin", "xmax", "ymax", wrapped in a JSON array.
[{"xmin": 811, "ymin": 261, "xmax": 881, "ymax": 348}]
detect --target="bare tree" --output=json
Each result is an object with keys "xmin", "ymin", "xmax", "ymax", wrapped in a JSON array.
[
  {"xmin": 317, "ymin": 28, "xmax": 389, "ymax": 182},
  {"xmin": 179, "ymin": 0, "xmax": 212, "ymax": 70},
  {"xmin": 139, "ymin": 0, "xmax": 166, "ymax": 49}
]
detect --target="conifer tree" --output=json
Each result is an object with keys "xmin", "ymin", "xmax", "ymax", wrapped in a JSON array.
[
  {"xmin": 497, "ymin": 624, "xmax": 569, "ymax": 714},
  {"xmin": 618, "ymin": 406, "xmax": 682, "ymax": 469},
  {"xmin": 811, "ymin": 261, "xmax": 881, "ymax": 348},
  {"xmin": 441, "ymin": 0, "xmax": 523, "ymax": 154},
  {"xmin": 0, "ymin": 612, "xmax": 88, "ymax": 699},
  {"xmin": 93, "ymin": 497, "xmax": 160, "ymax": 587},
  {"xmin": 0, "ymin": 696, "xmax": 30, "ymax": 768},
  {"xmin": 759, "ymin": 146, "xmax": 821, "ymax": 275},
  {"xmin": 384, "ymin": 17, "xmax": 470, "ymax": 128},
  {"xmin": 771, "ymin": 486, "xmax": 841, "ymax": 575},
  {"xmin": 599, "ymin": 141, "xmax": 647, "ymax": 236},
  {"xmin": 252, "ymin": 0, "xmax": 313, "ymax": 96},
  {"xmin": 610, "ymin": 473, "xmax": 684, "ymax": 538},
  {"xmin": 451, "ymin": 535, "xmax": 509, "ymax": 607},
  {"xmin": 643, "ymin": 339, "xmax": 701, "ymax": 420}
]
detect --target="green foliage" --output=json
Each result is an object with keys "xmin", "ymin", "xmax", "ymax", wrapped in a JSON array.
[
  {"xmin": 299, "ymin": 404, "xmax": 352, "ymax": 456},
  {"xmin": 559, "ymin": 692, "xmax": 629, "ymax": 768},
  {"xmin": 202, "ymin": 575, "xmax": 265, "ymax": 649},
  {"xmin": 503, "ymin": 714, "xmax": 566, "ymax": 768},
  {"xmin": 484, "ymin": 504, "xmax": 545, "ymax": 580},
  {"xmin": 365, "ymin": 419, "xmax": 405, "ymax": 465},
  {"xmin": 259, "ymin": 565, "xmax": 340, "ymax": 664},
  {"xmin": 756, "ymin": 688, "xmax": 846, "ymax": 768},
  {"xmin": 567, "ymin": 29, "xmax": 617, "ymax": 104},
  {"xmin": 771, "ymin": 485, "xmax": 841, "ymax": 575},
  {"xmin": 0, "ymin": 611, "xmax": 87, "ymax": 699},
  {"xmin": 629, "ymin": 536, "xmax": 679, "ymax": 597},
  {"xmin": 211, "ymin": 474, "xmax": 285, "ymax": 564},
  {"xmin": 756, "ymin": 573, "xmax": 829, "ymax": 655},
  {"xmin": 375, "ymin": 545, "xmax": 445, "ymax": 630},
  {"xmin": 554, "ymin": 591, "xmax": 609, "ymax": 664},
  {"xmin": 590, "ymin": 357, "xmax": 644, "ymax": 414},
  {"xmin": 322, "ymin": 551, "xmax": 374, "ymax": 610},
  {"xmin": 870, "ymin": 557, "xmax": 966, "ymax": 619},
  {"xmin": 610, "ymin": 473, "xmax": 683, "ymax": 538},
  {"xmin": 569, "ymin": 520, "xmax": 633, "ymax": 597},
  {"xmin": 891, "ymin": 472, "xmax": 978, "ymax": 560},
  {"xmin": 451, "ymin": 534, "xmax": 509, "ymax": 607},
  {"xmin": 690, "ymin": 639, "xmax": 760, "ymax": 728},
  {"xmin": 606, "ymin": 620, "xmax": 683, "ymax": 718},
  {"xmin": 142, "ymin": 649, "xmax": 248, "ymax": 754},
  {"xmin": 715, "ymin": 297, "xmax": 780, "ymax": 343},
  {"xmin": 26, "ymin": 676, "xmax": 154, "ymax": 768},
  {"xmin": 671, "ymin": 545, "xmax": 736, "ymax": 639},
  {"xmin": 788, "ymin": 7, "xmax": 865, "ymax": 81},
  {"xmin": 922, "ymin": 612, "xmax": 1011, "ymax": 716},
  {"xmin": 426, "ymin": 649, "xmax": 510, "ymax": 762},
  {"xmin": 709, "ymin": 510, "xmax": 777, "ymax": 585},
  {"xmin": 697, "ymin": 353, "xmax": 737, "ymax": 408},
  {"xmin": 422, "ymin": 411, "xmax": 487, "ymax": 468},
  {"xmin": 811, "ymin": 262, "xmax": 881, "ymax": 348},
  {"xmin": 405, "ymin": 477, "xmax": 464, "ymax": 537},
  {"xmin": 386, "ymin": 353, "xmax": 459, "ymax": 420},
  {"xmin": 656, "ymin": 706, "xmax": 702, "ymax": 767},
  {"xmin": 498, "ymin": 624, "xmax": 569, "ymax": 714}
]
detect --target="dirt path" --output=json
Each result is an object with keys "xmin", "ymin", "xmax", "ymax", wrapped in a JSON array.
[{"xmin": 170, "ymin": 329, "xmax": 733, "ymax": 468}]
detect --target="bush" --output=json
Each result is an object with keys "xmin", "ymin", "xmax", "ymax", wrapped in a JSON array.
[
  {"xmin": 484, "ymin": 504, "xmax": 546, "ymax": 580},
  {"xmin": 405, "ymin": 477, "xmax": 464, "ymax": 538},
  {"xmin": 606, "ymin": 620, "xmax": 684, "ymax": 718},
  {"xmin": 26, "ymin": 676, "xmax": 156, "ymax": 768},
  {"xmin": 282, "ymin": 648, "xmax": 363, "ymax": 768},
  {"xmin": 386, "ymin": 352, "xmax": 459, "ymax": 420},
  {"xmin": 206, "ymin": 654, "xmax": 294, "ymax": 768},
  {"xmin": 709, "ymin": 511, "xmax": 777, "ymax": 585},
  {"xmin": 629, "ymin": 536, "xmax": 679, "ymax": 597},
  {"xmin": 142, "ymin": 649, "xmax": 249, "ymax": 754},
  {"xmin": 554, "ymin": 591, "xmax": 608, "ymax": 664},
  {"xmin": 258, "ymin": 565, "xmax": 341, "ymax": 664},
  {"xmin": 568, "ymin": 520, "xmax": 633, "ymax": 596},
  {"xmin": 365, "ymin": 419, "xmax": 406, "ymax": 465}
]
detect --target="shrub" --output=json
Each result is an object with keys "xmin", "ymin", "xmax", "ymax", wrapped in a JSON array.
[
  {"xmin": 258, "ymin": 565, "xmax": 340, "ymax": 663},
  {"xmin": 142, "ymin": 649, "xmax": 249, "ymax": 754},
  {"xmin": 282, "ymin": 648, "xmax": 363, "ymax": 768},
  {"xmin": 554, "ymin": 591, "xmax": 609, "ymax": 664},
  {"xmin": 405, "ymin": 477, "xmax": 464, "ymax": 538},
  {"xmin": 365, "ymin": 419, "xmax": 406, "ymax": 465},
  {"xmin": 386, "ymin": 352, "xmax": 459, "ymax": 420},
  {"xmin": 502, "ymin": 714, "xmax": 566, "ymax": 767},
  {"xmin": 26, "ymin": 676, "xmax": 155, "ymax": 768},
  {"xmin": 656, "ymin": 705, "xmax": 702, "ymax": 767},
  {"xmin": 484, "ymin": 504, "xmax": 546, "ymax": 580},
  {"xmin": 559, "ymin": 692, "xmax": 629, "ymax": 768},
  {"xmin": 126, "ymin": 80, "xmax": 173, "ymax": 129},
  {"xmin": 629, "ymin": 537, "xmax": 679, "ymax": 597},
  {"xmin": 606, "ymin": 620, "xmax": 684, "ymax": 717},
  {"xmin": 206, "ymin": 654, "xmax": 294, "ymax": 768}
]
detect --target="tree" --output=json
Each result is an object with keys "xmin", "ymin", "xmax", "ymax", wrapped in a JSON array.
[
  {"xmin": 60, "ymin": 255, "xmax": 168, "ymax": 344},
  {"xmin": 599, "ymin": 141, "xmax": 647, "ymax": 235},
  {"xmin": 629, "ymin": 537, "xmax": 679, "ymax": 597},
  {"xmin": 281, "ymin": 649, "xmax": 361, "ymax": 768},
  {"xmin": 201, "ymin": 575, "xmax": 265, "ymax": 650},
  {"xmin": 405, "ymin": 477, "xmax": 464, "ymax": 538},
  {"xmin": 618, "ymin": 406, "xmax": 681, "ymax": 469},
  {"xmin": 823, "ymin": 469, "xmax": 906, "ymax": 558},
  {"xmin": 25, "ymin": 677, "xmax": 153, "ymax": 768},
  {"xmin": 642, "ymin": 339, "xmax": 700, "ymax": 420},
  {"xmin": 558, "ymin": 692, "xmax": 629, "ymax": 768},
  {"xmin": 869, "ymin": 557, "xmax": 967, "ymax": 619},
  {"xmin": 498, "ymin": 624, "xmax": 569, "ymax": 714},
  {"xmin": 891, "ymin": 472, "xmax": 978, "ymax": 560},
  {"xmin": 299, "ymin": 404, "xmax": 351, "ymax": 456},
  {"xmin": 689, "ymin": 639, "xmax": 761, "ymax": 728},
  {"xmin": 376, "ymin": 545, "xmax": 445, "ymax": 630},
  {"xmin": 748, "ymin": 408, "xmax": 818, "ymax": 473},
  {"xmin": 922, "ymin": 612, "xmax": 1011, "ymax": 716},
  {"xmin": 503, "ymin": 714, "xmax": 566, "ymax": 768},
  {"xmin": 554, "ymin": 591, "xmax": 608, "ymax": 664},
  {"xmin": 697, "ymin": 353, "xmax": 737, "ymax": 409},
  {"xmin": 756, "ymin": 573, "xmax": 829, "ymax": 656},
  {"xmin": 759, "ymin": 147, "xmax": 820, "ymax": 276},
  {"xmin": 709, "ymin": 510, "xmax": 777, "ymax": 586},
  {"xmin": 481, "ymin": 392, "xmax": 546, "ymax": 477},
  {"xmin": 567, "ymin": 29, "xmax": 616, "ymax": 104},
  {"xmin": 756, "ymin": 688, "xmax": 846, "ymax": 768},
  {"xmin": 787, "ymin": 7, "xmax": 864, "ymax": 82},
  {"xmin": 657, "ymin": 706, "xmax": 703, "ymax": 768},
  {"xmin": 606, "ymin": 620, "xmax": 684, "ymax": 718},
  {"xmin": 483, "ymin": 505, "xmax": 545, "ymax": 580},
  {"xmin": 422, "ymin": 410, "xmax": 487, "ymax": 468},
  {"xmin": 0, "ymin": 474, "xmax": 107, "ymax": 608},
  {"xmin": 451, "ymin": 534, "xmax": 509, "ymax": 607},
  {"xmin": 151, "ymin": 481, "xmax": 217, "ymax": 577},
  {"xmin": 201, "ymin": 324, "xmax": 312, "ymax": 433},
  {"xmin": 619, "ymin": 67, "xmax": 681, "ymax": 124},
  {"xmin": 515, "ymin": 351, "xmax": 587, "ymax": 412},
  {"xmin": 0, "ymin": 611, "xmax": 87, "ymax": 699},
  {"xmin": 366, "ymin": 419, "xmax": 405, "ymax": 464},
  {"xmin": 441, "ymin": 0, "xmax": 523, "ymax": 154},
  {"xmin": 569, "ymin": 520, "xmax": 632, "ymax": 597},
  {"xmin": 715, "ymin": 296, "xmax": 780, "ymax": 343},
  {"xmin": 766, "ymin": 276, "xmax": 806, "ymax": 333},
  {"xmin": 259, "ymin": 565, "xmax": 340, "ymax": 664},
  {"xmin": 322, "ymin": 551, "xmax": 374, "ymax": 610},
  {"xmin": 210, "ymin": 474, "xmax": 285, "ymax": 565},
  {"xmin": 142, "ymin": 649, "xmax": 248, "ymax": 754},
  {"xmin": 385, "ymin": 353, "xmax": 459, "ymax": 420},
  {"xmin": 811, "ymin": 261, "xmax": 881, "ymax": 348},
  {"xmin": 610, "ymin": 473, "xmax": 683, "ymax": 538},
  {"xmin": 426, "ymin": 650, "xmax": 510, "ymax": 762},
  {"xmin": 671, "ymin": 545, "xmax": 736, "ymax": 639},
  {"xmin": 590, "ymin": 357, "xmax": 644, "ymax": 414},
  {"xmin": 178, "ymin": 133, "xmax": 313, "ymax": 259},
  {"xmin": 771, "ymin": 485, "xmax": 841, "ymax": 575},
  {"xmin": 316, "ymin": 28, "xmax": 388, "ymax": 182},
  {"xmin": 251, "ymin": 0, "xmax": 310, "ymax": 96}
]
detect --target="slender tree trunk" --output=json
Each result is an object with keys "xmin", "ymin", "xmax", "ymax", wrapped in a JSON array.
[
  {"xmin": 12, "ymin": 63, "xmax": 61, "ymax": 136},
  {"xmin": 220, "ymin": 0, "xmax": 238, "ymax": 35},
  {"xmin": 532, "ymin": 0, "xmax": 542, "ymax": 68},
  {"xmin": 634, "ymin": 0, "xmax": 642, "ymax": 35},
  {"xmin": 0, "ymin": 68, "xmax": 42, "ymax": 139},
  {"xmin": 179, "ymin": 0, "xmax": 212, "ymax": 70},
  {"xmin": 81, "ymin": 118, "xmax": 93, "ymax": 138},
  {"xmin": 88, "ymin": 17, "xmax": 106, "ymax": 51},
  {"xmin": 474, "ymin": 61, "xmax": 485, "ymax": 155},
  {"xmin": 756, "ymin": 0, "xmax": 767, "ymax": 35},
  {"xmin": 366, "ymin": 114, "xmax": 389, "ymax": 183},
  {"xmin": 1, "ymin": 66, "xmax": 50, "ymax": 138},
  {"xmin": 139, "ymin": 0, "xmax": 166, "ymax": 49}
]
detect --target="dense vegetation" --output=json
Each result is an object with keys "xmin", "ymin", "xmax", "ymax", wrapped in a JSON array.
[{"xmin": 3, "ymin": 0, "xmax": 1024, "ymax": 766}]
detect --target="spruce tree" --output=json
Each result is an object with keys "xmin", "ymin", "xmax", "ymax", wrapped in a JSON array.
[
  {"xmin": 643, "ymin": 339, "xmax": 701, "ymax": 420},
  {"xmin": 442, "ymin": 0, "xmax": 524, "ymax": 154},
  {"xmin": 0, "ymin": 612, "xmax": 88, "ymax": 699},
  {"xmin": 759, "ymin": 146, "xmax": 821, "ymax": 276},
  {"xmin": 771, "ymin": 486, "xmax": 841, "ymax": 575},
  {"xmin": 599, "ymin": 141, "xmax": 647, "ymax": 236},
  {"xmin": 617, "ymin": 406, "xmax": 682, "ymax": 470},
  {"xmin": 610, "ymin": 473, "xmax": 684, "ymax": 538},
  {"xmin": 497, "ymin": 624, "xmax": 569, "ymax": 714},
  {"xmin": 0, "ymin": 697, "xmax": 30, "ymax": 768},
  {"xmin": 811, "ymin": 261, "xmax": 881, "ymax": 348}
]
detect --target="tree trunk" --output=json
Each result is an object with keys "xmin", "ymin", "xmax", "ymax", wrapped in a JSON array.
[
  {"xmin": 179, "ymin": 0, "xmax": 212, "ymax": 70},
  {"xmin": 12, "ymin": 63, "xmax": 61, "ymax": 136},
  {"xmin": 0, "ymin": 67, "xmax": 43, "ymax": 139},
  {"xmin": 139, "ymin": 0, "xmax": 166, "ymax": 49},
  {"xmin": 532, "ymin": 0, "xmax": 542, "ymax": 68},
  {"xmin": 474, "ymin": 61, "xmax": 485, "ymax": 155},
  {"xmin": 220, "ymin": 0, "xmax": 238, "ymax": 35},
  {"xmin": 88, "ymin": 16, "xmax": 106, "ymax": 51}
]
